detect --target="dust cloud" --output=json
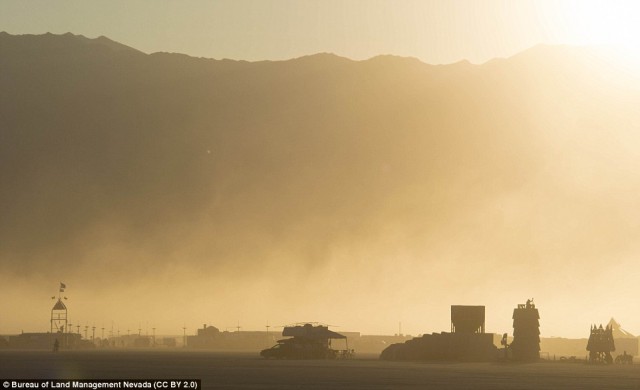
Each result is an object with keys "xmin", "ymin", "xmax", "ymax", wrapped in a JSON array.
[{"xmin": 1, "ymin": 34, "xmax": 639, "ymax": 337}]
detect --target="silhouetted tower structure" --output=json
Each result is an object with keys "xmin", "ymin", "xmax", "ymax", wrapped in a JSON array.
[
  {"xmin": 50, "ymin": 282, "xmax": 68, "ymax": 348},
  {"xmin": 51, "ymin": 283, "xmax": 68, "ymax": 334},
  {"xmin": 511, "ymin": 299, "xmax": 540, "ymax": 361},
  {"xmin": 451, "ymin": 305, "xmax": 485, "ymax": 334},
  {"xmin": 587, "ymin": 324, "xmax": 615, "ymax": 364}
]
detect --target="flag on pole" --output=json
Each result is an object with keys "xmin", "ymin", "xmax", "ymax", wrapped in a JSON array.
[{"xmin": 60, "ymin": 282, "xmax": 66, "ymax": 292}]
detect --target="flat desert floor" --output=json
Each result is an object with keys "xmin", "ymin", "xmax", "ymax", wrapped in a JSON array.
[{"xmin": 1, "ymin": 350, "xmax": 639, "ymax": 389}]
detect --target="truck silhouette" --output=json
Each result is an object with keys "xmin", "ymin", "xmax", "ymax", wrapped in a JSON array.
[{"xmin": 260, "ymin": 323, "xmax": 352, "ymax": 359}]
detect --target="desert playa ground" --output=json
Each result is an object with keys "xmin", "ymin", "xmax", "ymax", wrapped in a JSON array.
[{"xmin": 1, "ymin": 351, "xmax": 639, "ymax": 390}]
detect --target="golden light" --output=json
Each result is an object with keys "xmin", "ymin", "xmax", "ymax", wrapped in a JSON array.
[{"xmin": 550, "ymin": 0, "xmax": 640, "ymax": 53}]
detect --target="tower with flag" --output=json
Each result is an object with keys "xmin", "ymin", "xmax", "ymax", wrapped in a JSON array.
[{"xmin": 51, "ymin": 282, "xmax": 68, "ymax": 338}]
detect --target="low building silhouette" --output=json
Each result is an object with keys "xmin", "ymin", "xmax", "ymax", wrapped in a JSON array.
[
  {"xmin": 186, "ymin": 324, "xmax": 278, "ymax": 351},
  {"xmin": 380, "ymin": 305, "xmax": 497, "ymax": 361},
  {"xmin": 7, "ymin": 332, "xmax": 88, "ymax": 350}
]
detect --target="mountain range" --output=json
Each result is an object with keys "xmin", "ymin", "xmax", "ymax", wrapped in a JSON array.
[{"xmin": 1, "ymin": 32, "xmax": 639, "ymax": 334}]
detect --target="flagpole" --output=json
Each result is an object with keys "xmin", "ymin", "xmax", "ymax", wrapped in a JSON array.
[{"xmin": 59, "ymin": 282, "xmax": 66, "ymax": 300}]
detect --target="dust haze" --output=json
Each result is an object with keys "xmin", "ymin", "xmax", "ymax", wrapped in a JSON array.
[{"xmin": 1, "ymin": 33, "xmax": 639, "ymax": 337}]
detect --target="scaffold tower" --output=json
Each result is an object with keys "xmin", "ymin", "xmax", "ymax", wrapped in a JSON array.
[
  {"xmin": 51, "ymin": 282, "xmax": 68, "ymax": 334},
  {"xmin": 511, "ymin": 298, "xmax": 540, "ymax": 361}
]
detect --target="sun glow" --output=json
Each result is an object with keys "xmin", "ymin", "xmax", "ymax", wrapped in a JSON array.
[{"xmin": 551, "ymin": 1, "xmax": 640, "ymax": 53}]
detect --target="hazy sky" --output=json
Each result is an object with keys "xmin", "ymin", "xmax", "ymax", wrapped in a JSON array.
[
  {"xmin": 2, "ymin": 0, "xmax": 640, "ymax": 64},
  {"xmin": 2, "ymin": 1, "xmax": 640, "ymax": 339}
]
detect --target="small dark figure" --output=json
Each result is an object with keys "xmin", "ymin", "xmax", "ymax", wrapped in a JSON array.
[
  {"xmin": 615, "ymin": 351, "xmax": 633, "ymax": 364},
  {"xmin": 500, "ymin": 333, "xmax": 509, "ymax": 360},
  {"xmin": 53, "ymin": 339, "xmax": 60, "ymax": 353}
]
